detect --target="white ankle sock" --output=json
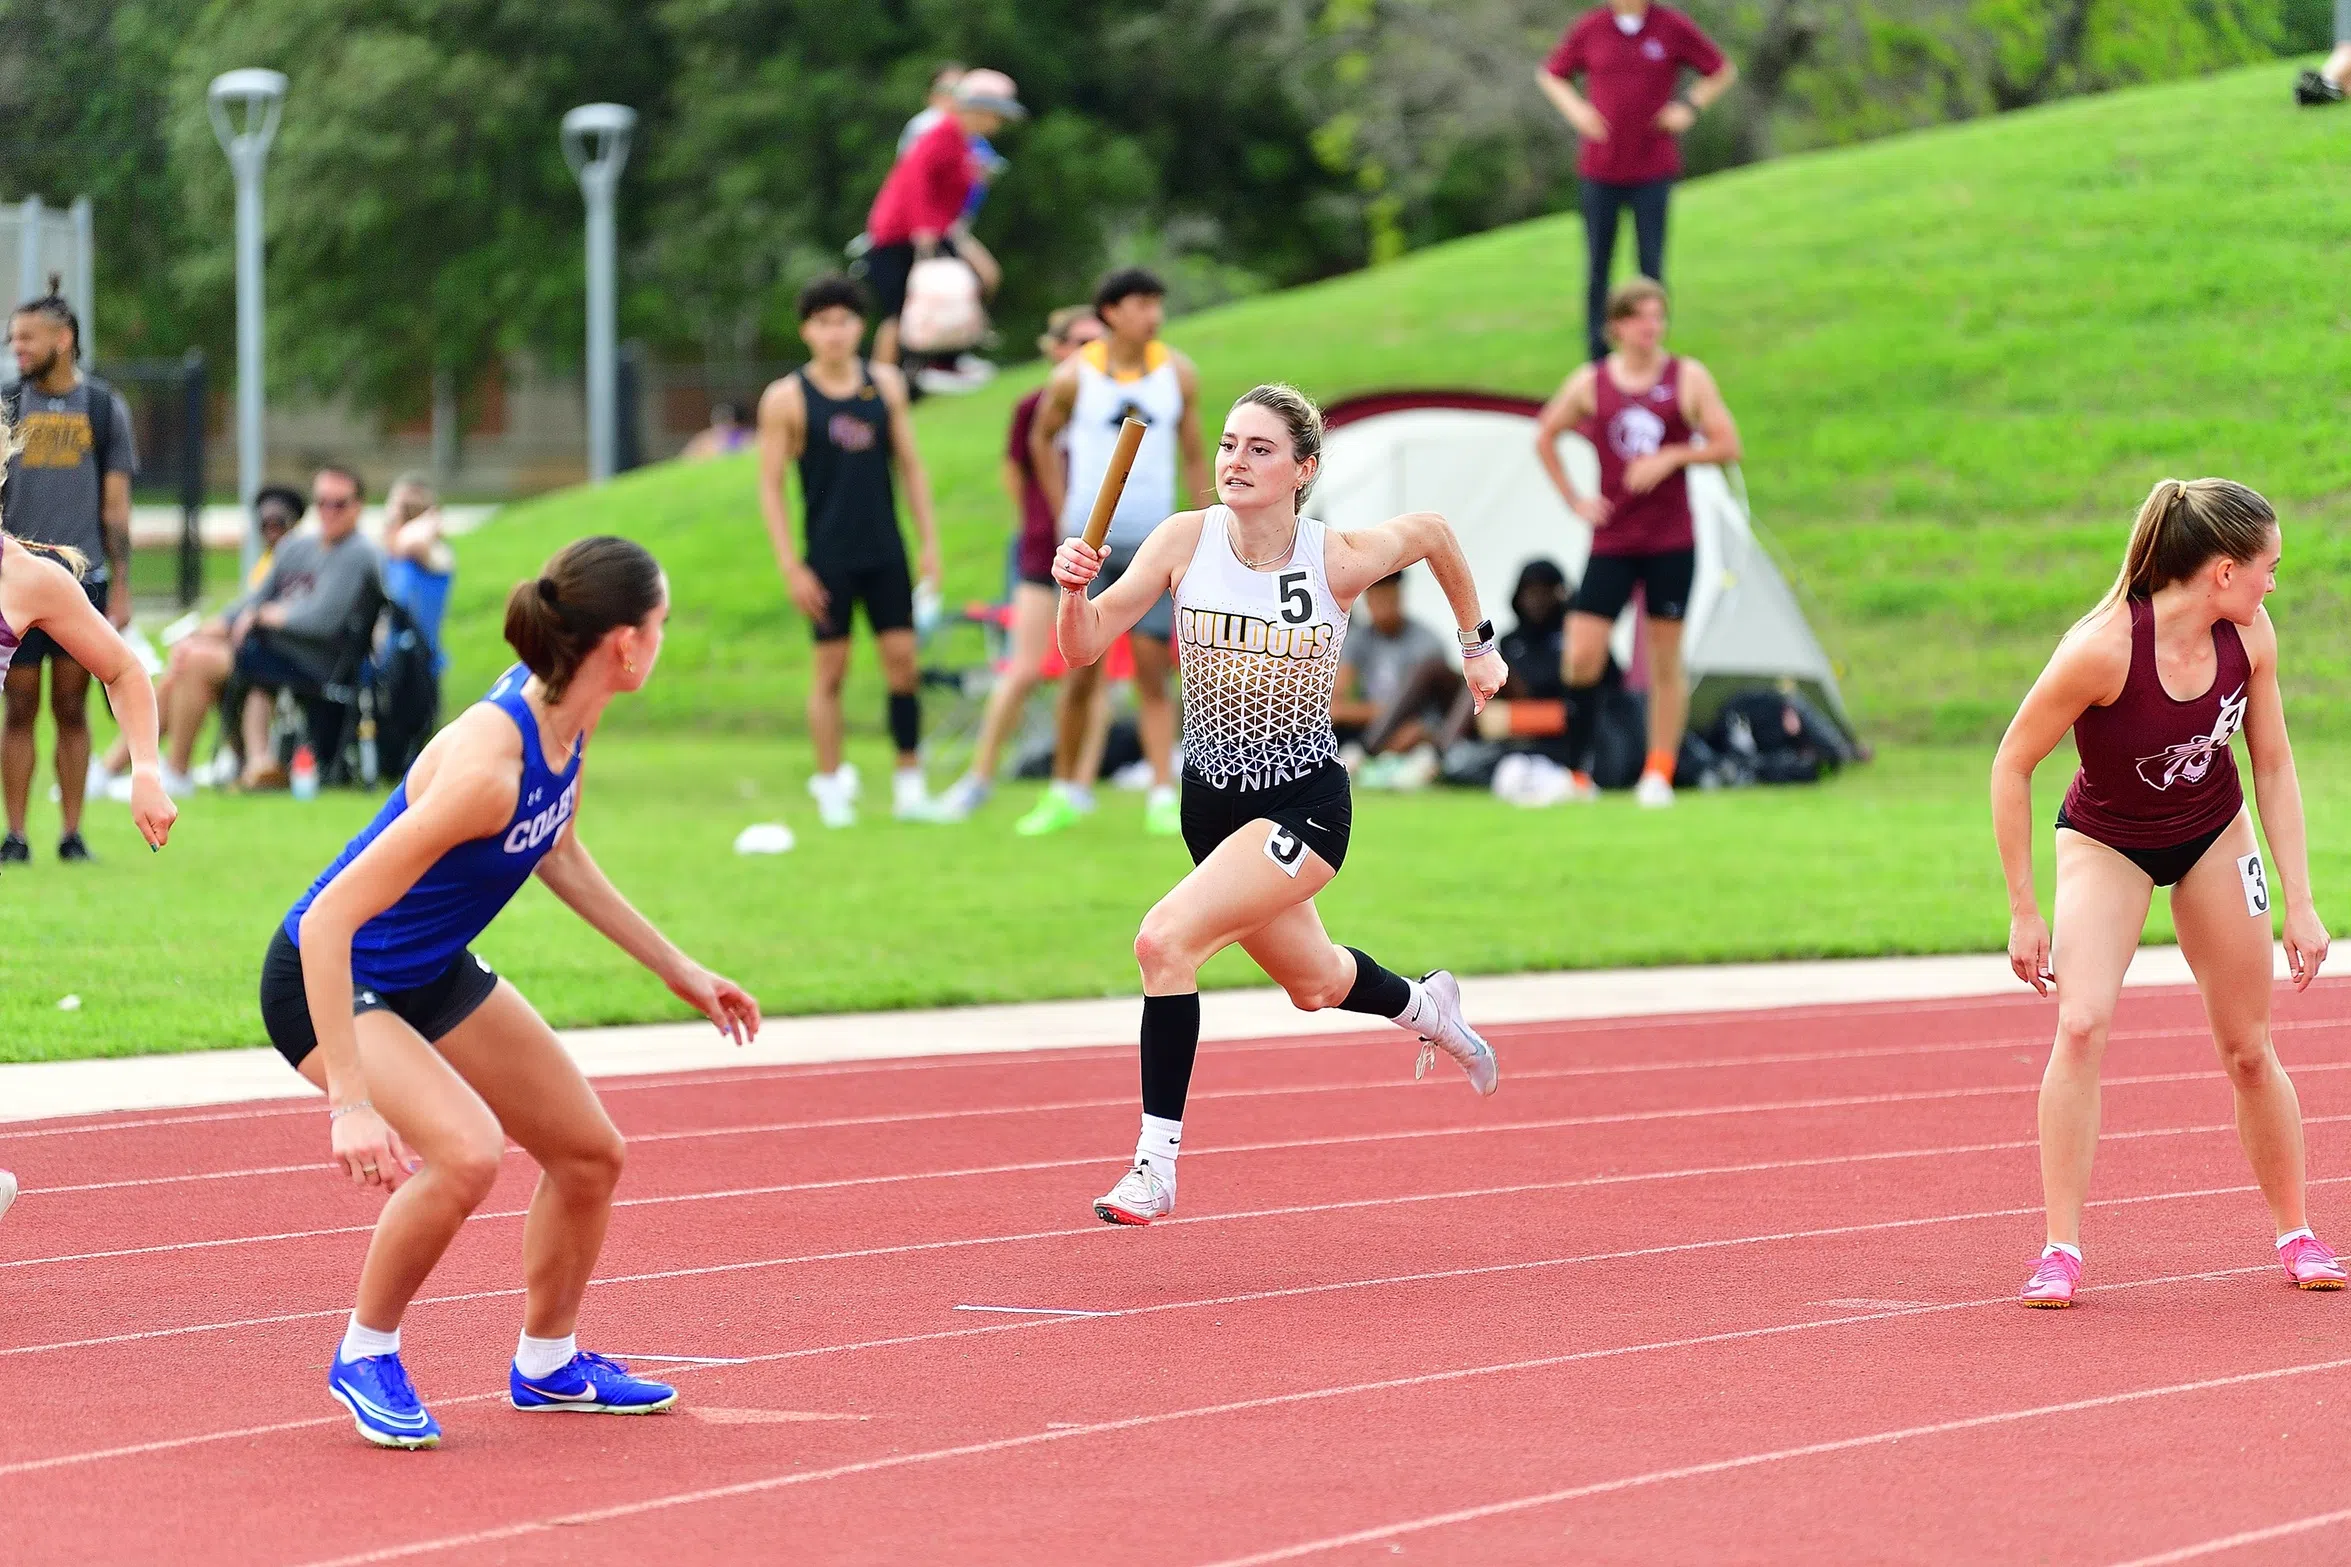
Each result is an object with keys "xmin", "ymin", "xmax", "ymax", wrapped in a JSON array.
[
  {"xmin": 1136, "ymin": 1114, "xmax": 1182, "ymax": 1185},
  {"xmin": 340, "ymin": 1315, "xmax": 401, "ymax": 1362},
  {"xmin": 1391, "ymin": 976, "xmax": 1433, "ymax": 1033},
  {"xmin": 2278, "ymin": 1227, "xmax": 2315, "ymax": 1249},
  {"xmin": 2043, "ymin": 1241, "xmax": 2081, "ymax": 1262},
  {"xmin": 515, "ymin": 1331, "xmax": 579, "ymax": 1379}
]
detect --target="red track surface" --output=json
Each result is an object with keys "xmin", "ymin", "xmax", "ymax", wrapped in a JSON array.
[{"xmin": 9, "ymin": 981, "xmax": 2351, "ymax": 1564}]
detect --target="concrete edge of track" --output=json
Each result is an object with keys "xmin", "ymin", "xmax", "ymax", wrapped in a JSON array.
[{"xmin": 0, "ymin": 943, "xmax": 2279, "ymax": 1126}]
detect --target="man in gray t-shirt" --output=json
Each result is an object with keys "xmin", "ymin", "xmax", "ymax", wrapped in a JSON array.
[
  {"xmin": 3, "ymin": 283, "xmax": 135, "ymax": 862},
  {"xmin": 1333, "ymin": 571, "xmax": 1463, "ymax": 765}
]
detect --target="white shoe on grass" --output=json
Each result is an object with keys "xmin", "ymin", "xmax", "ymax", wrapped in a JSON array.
[
  {"xmin": 892, "ymin": 769, "xmax": 953, "ymax": 822},
  {"xmin": 808, "ymin": 771, "xmax": 857, "ymax": 828},
  {"xmin": 1412, "ymin": 970, "xmax": 1499, "ymax": 1096},
  {"xmin": 938, "ymin": 774, "xmax": 990, "ymax": 819},
  {"xmin": 1635, "ymin": 771, "xmax": 1675, "ymax": 809},
  {"xmin": 1094, "ymin": 1162, "xmax": 1174, "ymax": 1226}
]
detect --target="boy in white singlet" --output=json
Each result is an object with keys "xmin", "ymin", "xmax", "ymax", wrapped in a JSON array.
[{"xmin": 1016, "ymin": 268, "xmax": 1207, "ymax": 838}]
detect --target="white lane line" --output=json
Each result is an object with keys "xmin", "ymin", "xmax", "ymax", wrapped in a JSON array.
[
  {"xmin": 2107, "ymin": 1507, "xmax": 2351, "ymax": 1566},
  {"xmin": 0, "ymin": 1238, "xmax": 2291, "ymax": 1484},
  {"xmin": 2, "ymin": 1156, "xmax": 2324, "ymax": 1371},
  {"xmin": 1191, "ymin": 1360, "xmax": 2351, "ymax": 1567},
  {"xmin": 10, "ymin": 1095, "xmax": 2346, "ymax": 1280},
  {"xmin": 11, "ymin": 1001, "xmax": 2333, "ymax": 1144},
  {"xmin": 279, "ymin": 1276, "xmax": 2349, "ymax": 1567},
  {"xmin": 31, "ymin": 1043, "xmax": 2344, "ymax": 1200},
  {"xmin": 603, "ymin": 1353, "xmax": 749, "ymax": 1366},
  {"xmin": 952, "ymin": 1305, "xmax": 1112, "ymax": 1318}
]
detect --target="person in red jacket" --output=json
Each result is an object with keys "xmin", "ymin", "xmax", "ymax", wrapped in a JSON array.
[
  {"xmin": 1537, "ymin": 1, "xmax": 1736, "ymax": 363},
  {"xmin": 862, "ymin": 69, "xmax": 1025, "ymax": 366}
]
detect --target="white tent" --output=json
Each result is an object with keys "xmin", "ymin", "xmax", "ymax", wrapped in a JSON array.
[{"xmin": 1314, "ymin": 390, "xmax": 1857, "ymax": 744}]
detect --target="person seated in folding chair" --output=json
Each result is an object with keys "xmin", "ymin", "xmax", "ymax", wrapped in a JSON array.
[{"xmin": 169, "ymin": 465, "xmax": 385, "ymax": 790}]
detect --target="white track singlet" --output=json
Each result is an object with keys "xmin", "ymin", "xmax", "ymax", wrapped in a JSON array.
[
  {"xmin": 1173, "ymin": 506, "xmax": 1348, "ymax": 790},
  {"xmin": 1059, "ymin": 340, "xmax": 1185, "ymax": 550}
]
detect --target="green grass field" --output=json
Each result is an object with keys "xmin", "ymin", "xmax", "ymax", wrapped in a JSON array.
[{"xmin": 4, "ymin": 61, "xmax": 2344, "ymax": 1062}]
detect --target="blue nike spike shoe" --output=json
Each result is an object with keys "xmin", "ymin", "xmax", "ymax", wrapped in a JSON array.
[
  {"xmin": 327, "ymin": 1350, "xmax": 442, "ymax": 1449},
  {"xmin": 510, "ymin": 1351, "xmax": 677, "ymax": 1414}
]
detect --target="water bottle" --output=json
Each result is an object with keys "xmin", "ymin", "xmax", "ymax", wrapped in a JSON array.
[
  {"xmin": 357, "ymin": 716, "xmax": 379, "ymax": 787},
  {"xmin": 913, "ymin": 579, "xmax": 944, "ymax": 639},
  {"xmin": 290, "ymin": 744, "xmax": 320, "ymax": 801}
]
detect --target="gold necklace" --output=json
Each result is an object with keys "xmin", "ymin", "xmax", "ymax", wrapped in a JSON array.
[{"xmin": 1229, "ymin": 513, "xmax": 1299, "ymax": 570}]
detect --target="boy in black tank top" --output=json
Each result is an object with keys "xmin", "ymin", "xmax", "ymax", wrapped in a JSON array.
[{"xmin": 757, "ymin": 275, "xmax": 949, "ymax": 824}]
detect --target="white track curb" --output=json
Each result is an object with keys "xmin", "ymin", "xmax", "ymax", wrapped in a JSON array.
[{"xmin": 0, "ymin": 945, "xmax": 2250, "ymax": 1127}]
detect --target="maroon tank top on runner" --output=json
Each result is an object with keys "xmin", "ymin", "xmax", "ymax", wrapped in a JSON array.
[
  {"xmin": 2061, "ymin": 597, "xmax": 2248, "ymax": 849},
  {"xmin": 1580, "ymin": 354, "xmax": 1696, "ymax": 558}
]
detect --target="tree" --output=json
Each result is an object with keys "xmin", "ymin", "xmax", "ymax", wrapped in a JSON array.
[{"xmin": 164, "ymin": 0, "xmax": 676, "ymax": 421}]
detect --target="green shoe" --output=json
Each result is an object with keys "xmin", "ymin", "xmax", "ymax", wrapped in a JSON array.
[
  {"xmin": 1015, "ymin": 790, "xmax": 1085, "ymax": 837},
  {"xmin": 1144, "ymin": 790, "xmax": 1181, "ymax": 837}
]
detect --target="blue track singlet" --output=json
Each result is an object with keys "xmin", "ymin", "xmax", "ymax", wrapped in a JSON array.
[{"xmin": 283, "ymin": 664, "xmax": 585, "ymax": 990}]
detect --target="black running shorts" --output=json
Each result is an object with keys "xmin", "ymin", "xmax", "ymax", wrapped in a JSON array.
[
  {"xmin": 2054, "ymin": 805, "xmax": 2235, "ymax": 890},
  {"xmin": 811, "ymin": 556, "xmax": 915, "ymax": 642},
  {"xmin": 1180, "ymin": 759, "xmax": 1353, "ymax": 874},
  {"xmin": 1573, "ymin": 548, "xmax": 1696, "ymax": 623},
  {"xmin": 259, "ymin": 925, "xmax": 501, "ymax": 1070}
]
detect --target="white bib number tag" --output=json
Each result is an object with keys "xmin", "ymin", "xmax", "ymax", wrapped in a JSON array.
[
  {"xmin": 2238, "ymin": 851, "xmax": 2270, "ymax": 918},
  {"xmin": 1264, "ymin": 824, "xmax": 1307, "ymax": 878}
]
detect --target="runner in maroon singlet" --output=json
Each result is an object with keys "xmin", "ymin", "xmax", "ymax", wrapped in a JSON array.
[
  {"xmin": 939, "ymin": 305, "xmax": 1107, "ymax": 817},
  {"xmin": 1992, "ymin": 477, "xmax": 2337, "ymax": 1307},
  {"xmin": 1534, "ymin": 276, "xmax": 1741, "ymax": 806}
]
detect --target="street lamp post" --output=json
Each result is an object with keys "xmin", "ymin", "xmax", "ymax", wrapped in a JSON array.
[
  {"xmin": 561, "ymin": 103, "xmax": 636, "ymax": 485},
  {"xmin": 208, "ymin": 68, "xmax": 287, "ymax": 578}
]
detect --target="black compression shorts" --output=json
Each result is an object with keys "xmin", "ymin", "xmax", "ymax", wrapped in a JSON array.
[
  {"xmin": 259, "ymin": 924, "xmax": 501, "ymax": 1070},
  {"xmin": 811, "ymin": 556, "xmax": 914, "ymax": 642},
  {"xmin": 1180, "ymin": 759, "xmax": 1353, "ymax": 875},
  {"xmin": 1573, "ymin": 549, "xmax": 1696, "ymax": 623}
]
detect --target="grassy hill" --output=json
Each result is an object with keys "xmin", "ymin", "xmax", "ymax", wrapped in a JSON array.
[{"xmin": 439, "ymin": 60, "xmax": 2351, "ymax": 744}]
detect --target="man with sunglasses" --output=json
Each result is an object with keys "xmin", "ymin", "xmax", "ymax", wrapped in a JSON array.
[{"xmin": 162, "ymin": 466, "xmax": 384, "ymax": 791}]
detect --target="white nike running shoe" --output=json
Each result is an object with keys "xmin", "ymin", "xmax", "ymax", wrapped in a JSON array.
[
  {"xmin": 1635, "ymin": 771, "xmax": 1675, "ymax": 809},
  {"xmin": 0, "ymin": 1168, "xmax": 18, "ymax": 1227},
  {"xmin": 1412, "ymin": 970, "xmax": 1499, "ymax": 1096},
  {"xmin": 1093, "ymin": 1162, "xmax": 1175, "ymax": 1226}
]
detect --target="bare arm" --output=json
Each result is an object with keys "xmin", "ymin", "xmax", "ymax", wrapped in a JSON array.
[
  {"xmin": 757, "ymin": 378, "xmax": 828, "ymax": 622},
  {"xmin": 1000, "ymin": 455, "xmax": 1026, "ymax": 513},
  {"xmin": 3, "ymin": 543, "xmax": 174, "ymax": 847},
  {"xmin": 1031, "ymin": 359, "xmax": 1079, "ymax": 520},
  {"xmin": 1690, "ymin": 60, "xmax": 1738, "ymax": 110},
  {"xmin": 875, "ymin": 364, "xmax": 941, "ymax": 588},
  {"xmin": 1989, "ymin": 615, "xmax": 2127, "ymax": 993},
  {"xmin": 1325, "ymin": 511, "xmax": 1507, "ymax": 709},
  {"xmin": 534, "ymin": 795, "xmax": 763, "ymax": 1039},
  {"xmin": 1052, "ymin": 512, "xmax": 1201, "ymax": 667},
  {"xmin": 295, "ymin": 713, "xmax": 518, "ymax": 1183},
  {"xmin": 1537, "ymin": 69, "xmax": 1609, "ymax": 141},
  {"xmin": 2238, "ymin": 610, "xmax": 2329, "ymax": 988},
  {"xmin": 1173, "ymin": 353, "xmax": 1211, "ymax": 509},
  {"xmin": 1534, "ymin": 368, "xmax": 1605, "ymax": 525}
]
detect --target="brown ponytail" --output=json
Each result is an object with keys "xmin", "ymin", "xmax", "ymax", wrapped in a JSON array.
[
  {"xmin": 503, "ymin": 535, "xmax": 664, "ymax": 699},
  {"xmin": 2080, "ymin": 477, "xmax": 2275, "ymax": 630}
]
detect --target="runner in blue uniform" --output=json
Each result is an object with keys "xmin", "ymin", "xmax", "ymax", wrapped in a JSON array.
[{"xmin": 261, "ymin": 535, "xmax": 760, "ymax": 1450}]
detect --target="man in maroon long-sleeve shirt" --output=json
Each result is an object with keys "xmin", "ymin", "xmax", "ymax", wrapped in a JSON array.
[
  {"xmin": 863, "ymin": 68, "xmax": 1025, "ymax": 366},
  {"xmin": 1537, "ymin": 1, "xmax": 1735, "ymax": 362}
]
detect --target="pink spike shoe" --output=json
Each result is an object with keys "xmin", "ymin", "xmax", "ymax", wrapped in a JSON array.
[
  {"xmin": 2280, "ymin": 1235, "xmax": 2348, "ymax": 1290},
  {"xmin": 2019, "ymin": 1247, "xmax": 2081, "ymax": 1308}
]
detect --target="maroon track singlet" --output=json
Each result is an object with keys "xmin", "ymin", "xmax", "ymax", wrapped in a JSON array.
[
  {"xmin": 1579, "ymin": 354, "xmax": 1696, "ymax": 558},
  {"xmin": 2061, "ymin": 597, "xmax": 2249, "ymax": 849}
]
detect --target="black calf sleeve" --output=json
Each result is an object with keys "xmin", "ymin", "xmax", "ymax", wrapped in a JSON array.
[
  {"xmin": 1139, "ymin": 992, "xmax": 1202, "ymax": 1121},
  {"xmin": 1563, "ymin": 681, "xmax": 1602, "ymax": 774},
  {"xmin": 1338, "ymin": 948, "xmax": 1413, "ymax": 1018},
  {"xmin": 887, "ymin": 691, "xmax": 920, "ymax": 754}
]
